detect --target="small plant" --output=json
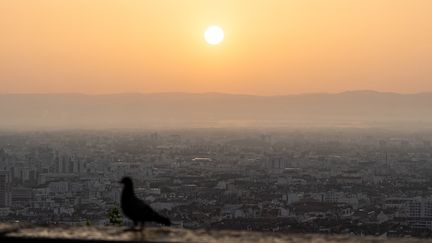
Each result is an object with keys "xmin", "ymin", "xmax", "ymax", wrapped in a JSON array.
[
  {"xmin": 107, "ymin": 207, "xmax": 123, "ymax": 226},
  {"xmin": 85, "ymin": 219, "xmax": 92, "ymax": 226}
]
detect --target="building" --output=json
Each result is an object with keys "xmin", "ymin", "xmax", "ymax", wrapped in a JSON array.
[
  {"xmin": 0, "ymin": 170, "xmax": 11, "ymax": 208},
  {"xmin": 399, "ymin": 197, "xmax": 432, "ymax": 230}
]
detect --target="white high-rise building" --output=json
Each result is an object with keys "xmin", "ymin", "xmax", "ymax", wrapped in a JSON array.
[{"xmin": 400, "ymin": 197, "xmax": 432, "ymax": 230}]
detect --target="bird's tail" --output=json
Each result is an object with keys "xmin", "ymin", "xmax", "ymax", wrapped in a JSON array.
[{"xmin": 155, "ymin": 213, "xmax": 171, "ymax": 226}]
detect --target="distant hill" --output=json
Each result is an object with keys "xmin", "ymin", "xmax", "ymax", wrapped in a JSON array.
[{"xmin": 0, "ymin": 91, "xmax": 431, "ymax": 129}]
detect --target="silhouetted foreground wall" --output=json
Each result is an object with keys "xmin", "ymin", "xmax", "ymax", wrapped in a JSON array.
[{"xmin": 0, "ymin": 223, "xmax": 428, "ymax": 243}]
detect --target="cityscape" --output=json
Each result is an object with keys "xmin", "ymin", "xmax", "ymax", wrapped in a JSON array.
[
  {"xmin": 2, "ymin": 1, "xmax": 432, "ymax": 241},
  {"xmin": 1, "ymin": 128, "xmax": 432, "ymax": 237}
]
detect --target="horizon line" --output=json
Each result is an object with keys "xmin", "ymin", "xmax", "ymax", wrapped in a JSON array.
[{"xmin": 0, "ymin": 89, "xmax": 431, "ymax": 97}]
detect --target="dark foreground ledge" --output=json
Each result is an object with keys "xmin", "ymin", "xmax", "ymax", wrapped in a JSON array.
[{"xmin": 0, "ymin": 223, "xmax": 428, "ymax": 243}]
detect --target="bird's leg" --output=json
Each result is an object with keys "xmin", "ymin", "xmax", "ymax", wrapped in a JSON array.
[
  {"xmin": 139, "ymin": 222, "xmax": 146, "ymax": 240},
  {"xmin": 123, "ymin": 221, "xmax": 138, "ymax": 232},
  {"xmin": 131, "ymin": 220, "xmax": 139, "ymax": 231}
]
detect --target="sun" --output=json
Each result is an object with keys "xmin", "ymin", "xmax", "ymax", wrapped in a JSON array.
[{"xmin": 204, "ymin": 25, "xmax": 224, "ymax": 45}]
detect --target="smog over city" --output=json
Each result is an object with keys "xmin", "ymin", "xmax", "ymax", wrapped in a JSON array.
[{"xmin": 1, "ymin": 1, "xmax": 432, "ymax": 241}]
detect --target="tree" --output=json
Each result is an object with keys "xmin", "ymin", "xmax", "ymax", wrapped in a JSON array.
[{"xmin": 107, "ymin": 207, "xmax": 123, "ymax": 226}]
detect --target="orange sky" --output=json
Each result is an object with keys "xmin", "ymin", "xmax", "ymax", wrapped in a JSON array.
[{"xmin": 1, "ymin": 0, "xmax": 432, "ymax": 95}]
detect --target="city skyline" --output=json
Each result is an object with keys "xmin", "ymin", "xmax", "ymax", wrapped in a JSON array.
[{"xmin": 1, "ymin": 1, "xmax": 432, "ymax": 239}]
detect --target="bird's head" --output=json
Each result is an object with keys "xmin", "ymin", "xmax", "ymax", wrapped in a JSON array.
[{"xmin": 119, "ymin": 177, "xmax": 133, "ymax": 187}]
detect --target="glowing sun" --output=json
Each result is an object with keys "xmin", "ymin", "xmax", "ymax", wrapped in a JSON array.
[{"xmin": 204, "ymin": 25, "xmax": 224, "ymax": 45}]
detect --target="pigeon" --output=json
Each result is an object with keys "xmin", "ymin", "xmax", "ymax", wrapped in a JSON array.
[{"xmin": 119, "ymin": 177, "xmax": 171, "ymax": 228}]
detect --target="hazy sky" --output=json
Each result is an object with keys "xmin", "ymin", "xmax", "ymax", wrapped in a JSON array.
[{"xmin": 1, "ymin": 0, "xmax": 432, "ymax": 95}]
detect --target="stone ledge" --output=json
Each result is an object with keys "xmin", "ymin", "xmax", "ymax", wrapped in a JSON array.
[{"xmin": 0, "ymin": 223, "xmax": 428, "ymax": 243}]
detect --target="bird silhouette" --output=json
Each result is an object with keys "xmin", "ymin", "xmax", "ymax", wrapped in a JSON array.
[{"xmin": 119, "ymin": 177, "xmax": 171, "ymax": 229}]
